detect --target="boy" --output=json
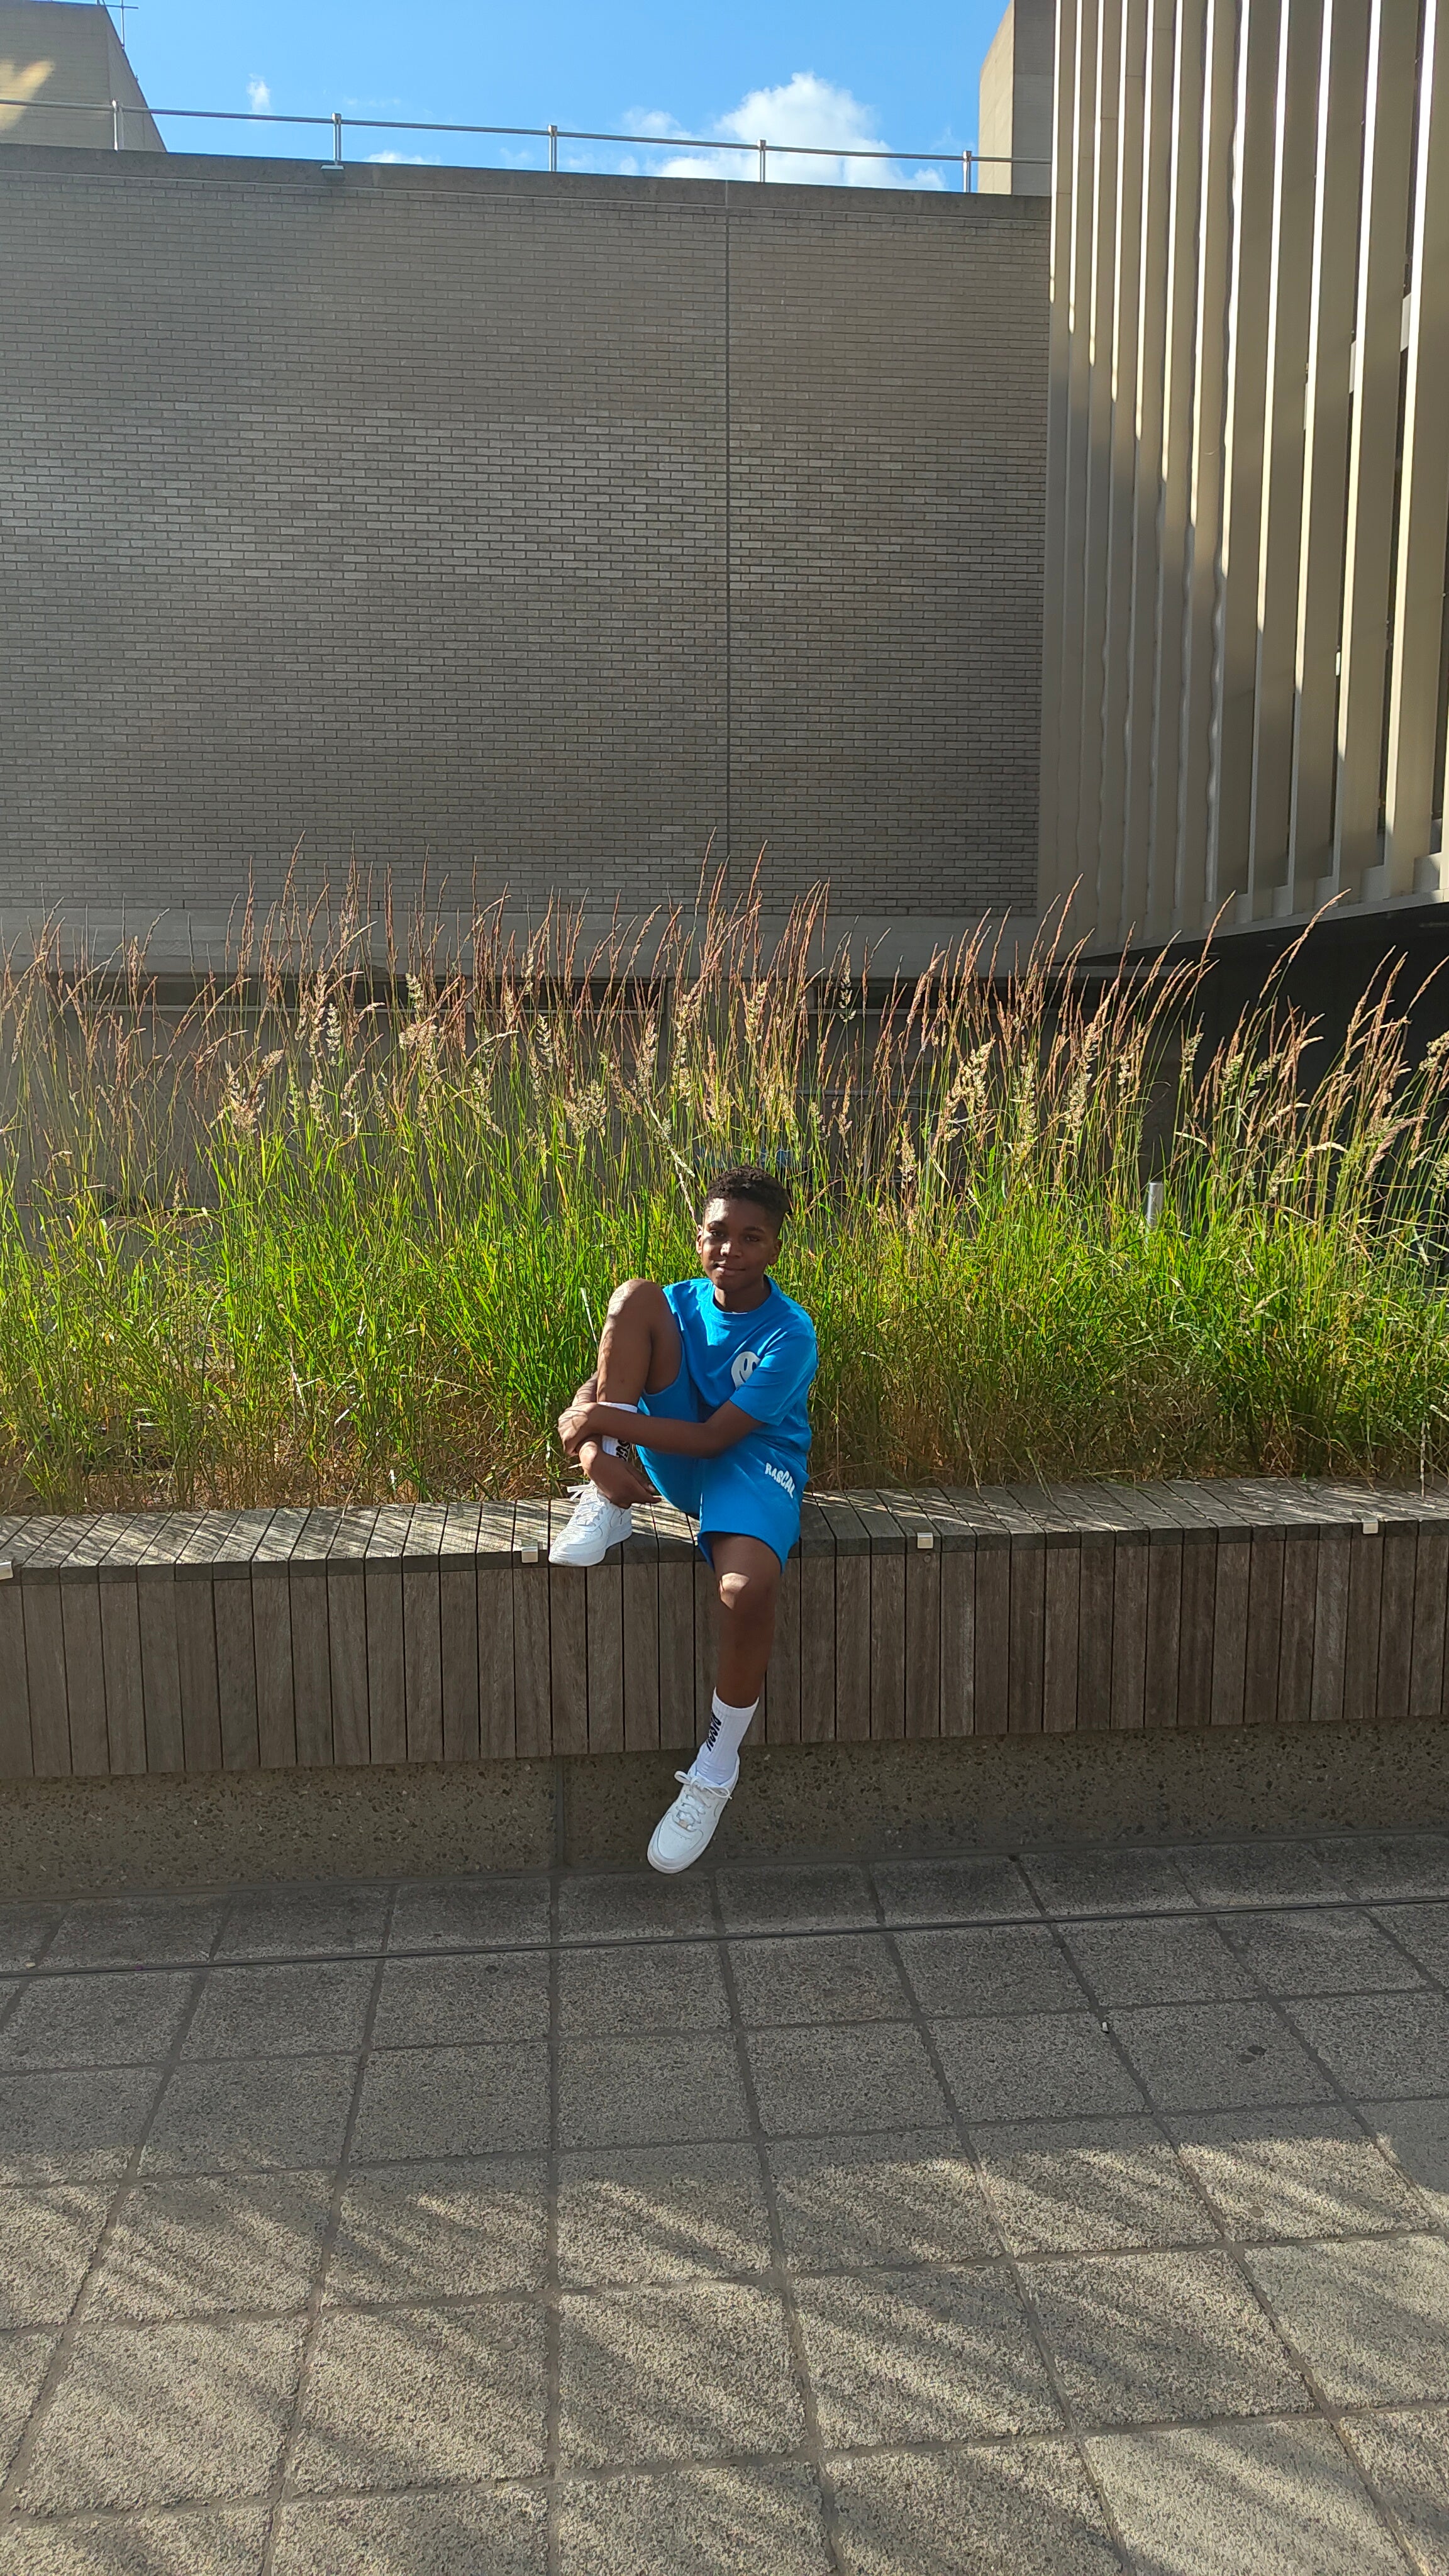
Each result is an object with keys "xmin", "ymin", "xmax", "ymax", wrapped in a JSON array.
[{"xmin": 550, "ymin": 1164, "xmax": 817, "ymax": 1874}]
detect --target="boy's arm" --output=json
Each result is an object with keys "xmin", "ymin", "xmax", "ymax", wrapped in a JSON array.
[{"xmin": 558, "ymin": 1397, "xmax": 755, "ymax": 1461}]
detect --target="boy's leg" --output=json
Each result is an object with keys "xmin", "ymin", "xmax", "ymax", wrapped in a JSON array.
[
  {"xmin": 574, "ymin": 1280, "xmax": 682, "ymax": 1506},
  {"xmin": 689, "ymin": 1533, "xmax": 778, "ymax": 1784}
]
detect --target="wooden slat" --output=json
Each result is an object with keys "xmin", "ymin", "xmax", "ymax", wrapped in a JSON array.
[
  {"xmin": 1108, "ymin": 1535, "xmax": 1148, "ymax": 1732},
  {"xmin": 401, "ymin": 1506, "xmax": 447, "ymax": 1767},
  {"xmin": 1243, "ymin": 1528, "xmax": 1285, "ymax": 1727},
  {"xmin": 621, "ymin": 1517, "xmax": 660, "ymax": 1756},
  {"xmin": 1411, "ymin": 1523, "xmax": 1449, "ymax": 1720},
  {"xmin": 1175, "ymin": 1530, "xmax": 1216, "ymax": 1731},
  {"xmin": 973, "ymin": 1528, "xmax": 1011, "ymax": 1740},
  {"xmin": 1075, "ymin": 1534, "xmax": 1114, "ymax": 1731},
  {"xmin": 1143, "ymin": 1532, "xmax": 1183, "ymax": 1729},
  {"xmin": 884, "ymin": 1492, "xmax": 942, "ymax": 1742},
  {"xmin": 1008, "ymin": 1530, "xmax": 1045, "ymax": 1736},
  {"xmin": 799, "ymin": 1502, "xmax": 836, "ymax": 1745},
  {"xmin": 289, "ymin": 1510, "xmax": 339, "ymax": 1770},
  {"xmin": 213, "ymin": 1512, "xmax": 275, "ymax": 1772},
  {"xmin": 1043, "ymin": 1538, "xmax": 1080, "ymax": 1736},
  {"xmin": 21, "ymin": 1579, "xmax": 69, "ymax": 1777},
  {"xmin": 476, "ymin": 1506, "xmax": 516, "ymax": 1761},
  {"xmin": 326, "ymin": 1511, "xmax": 376, "ymax": 1769},
  {"xmin": 0, "ymin": 1572, "xmax": 31, "ymax": 1777},
  {"xmin": 1277, "ymin": 1528, "xmax": 1318, "ymax": 1728},
  {"xmin": 365, "ymin": 1507, "xmax": 413, "ymax": 1768},
  {"xmin": 1377, "ymin": 1521, "xmax": 1418, "ymax": 1722},
  {"xmin": 650, "ymin": 1505, "xmax": 698, "ymax": 1756},
  {"xmin": 691, "ymin": 1554, "xmax": 716, "ymax": 1746},
  {"xmin": 1209, "ymin": 1529, "xmax": 1250, "ymax": 1728},
  {"xmin": 57, "ymin": 1574, "xmax": 105, "ymax": 1777},
  {"xmin": 1343, "ymin": 1524, "xmax": 1384, "ymax": 1723},
  {"xmin": 548, "ymin": 1502, "xmax": 591, "ymax": 1758},
  {"xmin": 586, "ymin": 1545, "xmax": 626, "ymax": 1756},
  {"xmin": 98, "ymin": 1581, "xmax": 146, "ymax": 1775},
  {"xmin": 815, "ymin": 1496, "xmax": 870, "ymax": 1742},
  {"xmin": 513, "ymin": 1501, "xmax": 553, "ymax": 1760},
  {"xmin": 1311, "ymin": 1524, "xmax": 1351, "ymax": 1724},
  {"xmin": 854, "ymin": 1495, "xmax": 906, "ymax": 1743},
  {"xmin": 439, "ymin": 1505, "xmax": 482, "ymax": 1765},
  {"xmin": 133, "ymin": 1518, "xmax": 186, "ymax": 1776},
  {"xmin": 174, "ymin": 1520, "xmax": 226, "ymax": 1775}
]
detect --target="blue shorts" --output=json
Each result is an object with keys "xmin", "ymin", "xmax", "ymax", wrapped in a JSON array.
[{"xmin": 635, "ymin": 1367, "xmax": 803, "ymax": 1570}]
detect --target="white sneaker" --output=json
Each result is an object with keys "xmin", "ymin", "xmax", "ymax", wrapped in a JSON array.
[
  {"xmin": 647, "ymin": 1767, "xmax": 736, "ymax": 1874},
  {"xmin": 548, "ymin": 1482, "xmax": 634, "ymax": 1567}
]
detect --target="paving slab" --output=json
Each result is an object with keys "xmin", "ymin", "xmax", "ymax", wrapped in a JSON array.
[
  {"xmin": 1319, "ymin": 1833, "xmax": 1449, "ymax": 1900},
  {"xmin": 1021, "ymin": 1846, "xmax": 1198, "ymax": 1917},
  {"xmin": 1340, "ymin": 2404, "xmax": 1449, "ymax": 2575},
  {"xmin": 557, "ymin": 2143, "xmax": 772, "ymax": 2286},
  {"xmin": 931, "ymin": 2012, "xmax": 1145, "ymax": 2123},
  {"xmin": 831, "ymin": 2438, "xmax": 1123, "ymax": 2575},
  {"xmin": 728, "ymin": 1933, "xmax": 912, "ymax": 2027},
  {"xmin": 558, "ymin": 2036, "xmax": 750, "ymax": 2150},
  {"xmin": 387, "ymin": 1874, "xmax": 550, "ymax": 1954},
  {"xmin": 1170, "ymin": 2107, "xmax": 1426, "ymax": 2241},
  {"xmin": 558, "ymin": 2281, "xmax": 802, "ymax": 2467},
  {"xmin": 0, "ymin": 2066, "xmax": 157, "ymax": 2184},
  {"xmin": 16, "ymin": 2317, "xmax": 303, "ymax": 2510},
  {"xmin": 1363, "ymin": 2096, "xmax": 1449, "ymax": 2221},
  {"xmin": 793, "ymin": 2263, "xmax": 1061, "ymax": 2445},
  {"xmin": 768, "ymin": 2129, "xmax": 996, "ymax": 2272},
  {"xmin": 556, "ymin": 1870, "xmax": 717, "ymax": 1946},
  {"xmin": 350, "ymin": 2041, "xmax": 550, "ymax": 2162},
  {"xmin": 1246, "ymin": 2234, "xmax": 1449, "ymax": 2405},
  {"xmin": 0, "ymin": 2185, "xmax": 111, "ymax": 2326},
  {"xmin": 1109, "ymin": 2000, "xmax": 1335, "ymax": 2112},
  {"xmin": 182, "ymin": 1962, "xmax": 374, "ymax": 2061},
  {"xmin": 1087, "ymin": 2418, "xmax": 1406, "ymax": 2574},
  {"xmin": 1291, "ymin": 1990, "xmax": 1449, "ymax": 2097},
  {"xmin": 557, "ymin": 1940, "xmax": 731, "ymax": 2038},
  {"xmin": 45, "ymin": 1899, "xmax": 227, "ymax": 1970},
  {"xmin": 0, "ymin": 1974, "xmax": 194, "ymax": 2072},
  {"xmin": 216, "ymin": 1882, "xmax": 390, "ymax": 1961},
  {"xmin": 1221, "ymin": 1906, "xmax": 1426, "ymax": 1997},
  {"xmin": 896, "ymin": 1924, "xmax": 1085, "ymax": 2019},
  {"xmin": 289, "ymin": 2301, "xmax": 546, "ymax": 2490},
  {"xmin": 1062, "ymin": 1916, "xmax": 1258, "ymax": 2007},
  {"xmin": 0, "ymin": 2505, "xmax": 270, "ymax": 2575},
  {"xmin": 1372, "ymin": 1899, "xmax": 1449, "ymax": 1984},
  {"xmin": 272, "ymin": 2485, "xmax": 548, "ymax": 2576},
  {"xmin": 1167, "ymin": 1840, "xmax": 1353, "ymax": 1909},
  {"xmin": 1024, "ymin": 2247, "xmax": 1313, "ymax": 2429},
  {"xmin": 89, "ymin": 2172, "xmax": 330, "ymax": 2321},
  {"xmin": 141, "ymin": 2057, "xmax": 355, "ymax": 2175},
  {"xmin": 746, "ymin": 2024, "xmax": 948, "ymax": 2136},
  {"xmin": 0, "ymin": 1911, "xmax": 60, "ymax": 1975},
  {"xmin": 870, "ymin": 1854, "xmax": 1038, "ymax": 1924},
  {"xmin": 975, "ymin": 2114, "xmax": 1216, "ymax": 2254},
  {"xmin": 0, "ymin": 2327, "xmax": 57, "ymax": 2476},
  {"xmin": 555, "ymin": 2463, "xmax": 832, "ymax": 2575},
  {"xmin": 369, "ymin": 1950, "xmax": 550, "ymax": 2048},
  {"xmin": 715, "ymin": 1864, "xmax": 876, "ymax": 1935},
  {"xmin": 327, "ymin": 2156, "xmax": 548, "ymax": 2302}
]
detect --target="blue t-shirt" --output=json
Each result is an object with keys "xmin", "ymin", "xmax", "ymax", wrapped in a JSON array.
[{"xmin": 662, "ymin": 1275, "xmax": 817, "ymax": 1488}]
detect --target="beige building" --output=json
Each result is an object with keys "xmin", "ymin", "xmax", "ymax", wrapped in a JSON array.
[
  {"xmin": 0, "ymin": 0, "xmax": 162, "ymax": 152},
  {"xmin": 1036, "ymin": 0, "xmax": 1449, "ymax": 953},
  {"xmin": 978, "ymin": 0, "xmax": 1055, "ymax": 196}
]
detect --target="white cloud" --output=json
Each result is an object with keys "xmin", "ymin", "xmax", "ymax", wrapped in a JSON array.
[
  {"xmin": 367, "ymin": 150, "xmax": 441, "ymax": 164},
  {"xmin": 632, "ymin": 75, "xmax": 946, "ymax": 189},
  {"xmin": 247, "ymin": 76, "xmax": 271, "ymax": 114}
]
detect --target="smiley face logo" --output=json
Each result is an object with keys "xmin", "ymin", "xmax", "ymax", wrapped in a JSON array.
[{"xmin": 731, "ymin": 1350, "xmax": 760, "ymax": 1389}]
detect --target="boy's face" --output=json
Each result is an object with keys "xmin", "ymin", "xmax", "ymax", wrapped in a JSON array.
[{"xmin": 696, "ymin": 1196, "xmax": 780, "ymax": 1306}]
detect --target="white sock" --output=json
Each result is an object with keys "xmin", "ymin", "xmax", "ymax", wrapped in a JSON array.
[
  {"xmin": 691, "ymin": 1691, "xmax": 758, "ymax": 1787},
  {"xmin": 599, "ymin": 1398, "xmax": 637, "ymax": 1459}
]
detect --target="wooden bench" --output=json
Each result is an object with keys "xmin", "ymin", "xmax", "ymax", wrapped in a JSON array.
[{"xmin": 2, "ymin": 1480, "xmax": 1446, "ymax": 1780}]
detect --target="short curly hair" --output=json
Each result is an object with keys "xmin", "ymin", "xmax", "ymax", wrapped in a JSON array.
[{"xmin": 701, "ymin": 1163, "xmax": 792, "ymax": 1232}]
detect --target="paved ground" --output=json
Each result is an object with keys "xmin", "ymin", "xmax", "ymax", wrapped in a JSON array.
[{"xmin": 3, "ymin": 1835, "xmax": 1449, "ymax": 2571}]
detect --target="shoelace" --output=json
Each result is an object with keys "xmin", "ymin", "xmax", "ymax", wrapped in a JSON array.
[{"xmin": 669, "ymin": 1770, "xmax": 723, "ymax": 1834}]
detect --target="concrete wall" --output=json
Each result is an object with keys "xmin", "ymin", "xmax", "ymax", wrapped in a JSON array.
[
  {"xmin": 977, "ymin": 0, "xmax": 1055, "ymax": 196},
  {"xmin": 1041, "ymin": 0, "xmax": 1449, "ymax": 955},
  {"xmin": 0, "ymin": 2, "xmax": 163, "ymax": 151},
  {"xmin": 0, "ymin": 148, "xmax": 1048, "ymax": 936}
]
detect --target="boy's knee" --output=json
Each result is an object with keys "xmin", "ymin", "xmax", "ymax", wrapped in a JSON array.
[
  {"xmin": 606, "ymin": 1277, "xmax": 665, "ymax": 1319},
  {"xmin": 718, "ymin": 1566, "xmax": 777, "ymax": 1619}
]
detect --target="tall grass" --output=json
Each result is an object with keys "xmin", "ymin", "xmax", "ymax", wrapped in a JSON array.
[{"xmin": 1, "ymin": 876, "xmax": 1448, "ymax": 1511}]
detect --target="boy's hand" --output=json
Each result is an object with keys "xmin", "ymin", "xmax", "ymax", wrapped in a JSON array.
[{"xmin": 557, "ymin": 1397, "xmax": 599, "ymax": 1455}]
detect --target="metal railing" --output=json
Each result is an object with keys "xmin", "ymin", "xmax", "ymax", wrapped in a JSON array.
[{"xmin": 0, "ymin": 94, "xmax": 1051, "ymax": 187}]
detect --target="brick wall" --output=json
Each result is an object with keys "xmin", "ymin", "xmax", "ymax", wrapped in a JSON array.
[{"xmin": 0, "ymin": 150, "xmax": 1048, "ymax": 925}]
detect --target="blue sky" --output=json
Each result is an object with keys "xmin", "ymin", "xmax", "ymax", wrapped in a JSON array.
[{"xmin": 106, "ymin": 0, "xmax": 1010, "ymax": 182}]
